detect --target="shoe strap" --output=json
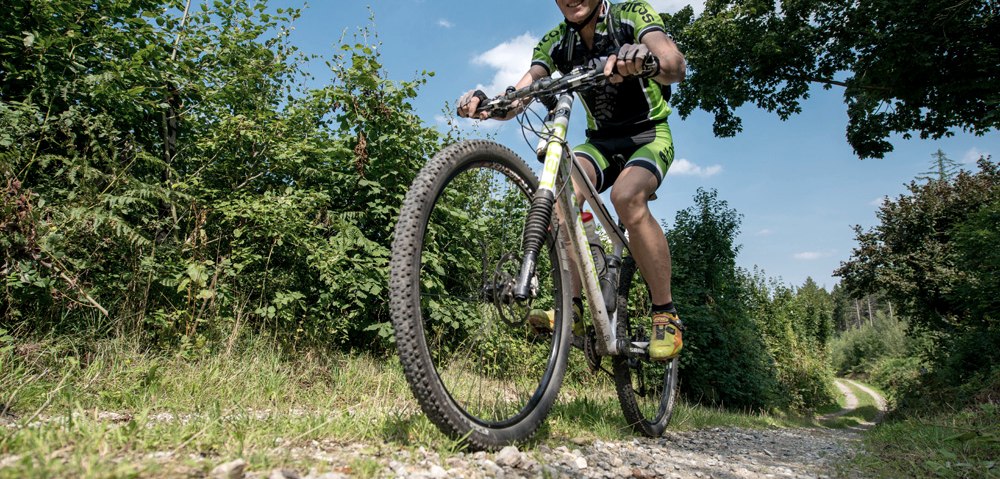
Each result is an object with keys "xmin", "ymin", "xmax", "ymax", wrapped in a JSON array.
[
  {"xmin": 654, "ymin": 312, "xmax": 685, "ymax": 332},
  {"xmin": 669, "ymin": 317, "xmax": 685, "ymax": 331}
]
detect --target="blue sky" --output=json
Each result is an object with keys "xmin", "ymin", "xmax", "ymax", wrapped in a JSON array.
[{"xmin": 274, "ymin": 0, "xmax": 997, "ymax": 290}]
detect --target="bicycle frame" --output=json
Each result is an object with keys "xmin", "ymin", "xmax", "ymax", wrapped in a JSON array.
[{"xmin": 527, "ymin": 92, "xmax": 644, "ymax": 358}]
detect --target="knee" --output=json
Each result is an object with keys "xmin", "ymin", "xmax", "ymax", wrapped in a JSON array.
[{"xmin": 611, "ymin": 189, "xmax": 649, "ymax": 228}]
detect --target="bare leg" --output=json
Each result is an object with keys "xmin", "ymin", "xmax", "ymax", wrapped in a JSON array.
[{"xmin": 610, "ymin": 166, "xmax": 671, "ymax": 305}]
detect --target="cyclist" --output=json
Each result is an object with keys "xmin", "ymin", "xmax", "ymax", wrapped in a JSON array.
[{"xmin": 457, "ymin": 0, "xmax": 686, "ymax": 361}]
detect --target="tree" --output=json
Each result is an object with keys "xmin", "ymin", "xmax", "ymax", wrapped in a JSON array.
[
  {"xmin": 917, "ymin": 149, "xmax": 962, "ymax": 183},
  {"xmin": 663, "ymin": 188, "xmax": 838, "ymax": 410},
  {"xmin": 668, "ymin": 188, "xmax": 783, "ymax": 409},
  {"xmin": 830, "ymin": 283, "xmax": 855, "ymax": 332},
  {"xmin": 661, "ymin": 0, "xmax": 999, "ymax": 159},
  {"xmin": 792, "ymin": 277, "xmax": 834, "ymax": 346},
  {"xmin": 836, "ymin": 157, "xmax": 1000, "ymax": 331}
]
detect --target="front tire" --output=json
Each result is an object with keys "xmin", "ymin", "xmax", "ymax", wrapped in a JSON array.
[{"xmin": 389, "ymin": 140, "xmax": 572, "ymax": 450}]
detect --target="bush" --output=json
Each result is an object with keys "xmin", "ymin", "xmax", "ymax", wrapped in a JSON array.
[
  {"xmin": 894, "ymin": 327, "xmax": 1000, "ymax": 413},
  {"xmin": 0, "ymin": 1, "xmax": 443, "ymax": 350},
  {"xmin": 777, "ymin": 349, "xmax": 838, "ymax": 410},
  {"xmin": 868, "ymin": 355, "xmax": 923, "ymax": 404},
  {"xmin": 829, "ymin": 318, "xmax": 909, "ymax": 375}
]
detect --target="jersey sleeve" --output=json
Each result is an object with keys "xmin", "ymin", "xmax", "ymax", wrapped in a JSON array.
[
  {"xmin": 617, "ymin": 0, "xmax": 666, "ymax": 43},
  {"xmin": 531, "ymin": 26, "xmax": 564, "ymax": 75}
]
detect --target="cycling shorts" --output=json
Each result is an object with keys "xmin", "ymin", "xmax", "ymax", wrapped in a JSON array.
[{"xmin": 574, "ymin": 121, "xmax": 674, "ymax": 193}]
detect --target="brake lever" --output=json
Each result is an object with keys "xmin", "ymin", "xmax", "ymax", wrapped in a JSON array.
[{"xmin": 474, "ymin": 96, "xmax": 513, "ymax": 118}]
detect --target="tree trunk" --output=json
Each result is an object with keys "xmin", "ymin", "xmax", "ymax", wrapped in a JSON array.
[
  {"xmin": 854, "ymin": 299, "xmax": 862, "ymax": 329},
  {"xmin": 867, "ymin": 296, "xmax": 874, "ymax": 326}
]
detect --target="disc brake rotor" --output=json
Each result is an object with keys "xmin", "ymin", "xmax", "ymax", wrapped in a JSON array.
[{"xmin": 483, "ymin": 252, "xmax": 534, "ymax": 326}]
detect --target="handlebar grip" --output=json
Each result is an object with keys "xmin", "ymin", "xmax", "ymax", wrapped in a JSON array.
[{"xmin": 609, "ymin": 52, "xmax": 660, "ymax": 79}]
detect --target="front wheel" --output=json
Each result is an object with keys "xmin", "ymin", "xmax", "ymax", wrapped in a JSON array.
[
  {"xmin": 612, "ymin": 256, "xmax": 680, "ymax": 436},
  {"xmin": 389, "ymin": 140, "xmax": 572, "ymax": 450}
]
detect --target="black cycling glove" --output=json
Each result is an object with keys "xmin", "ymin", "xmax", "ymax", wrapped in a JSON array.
[{"xmin": 617, "ymin": 44, "xmax": 660, "ymax": 78}]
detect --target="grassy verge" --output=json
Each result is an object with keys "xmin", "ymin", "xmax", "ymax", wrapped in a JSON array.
[
  {"xmin": 0, "ymin": 335, "xmax": 817, "ymax": 478},
  {"xmin": 850, "ymin": 403, "xmax": 999, "ymax": 478},
  {"xmin": 1, "ymin": 335, "xmax": 441, "ymax": 477}
]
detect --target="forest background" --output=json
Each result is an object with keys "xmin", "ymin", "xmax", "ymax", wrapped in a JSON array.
[{"xmin": 1, "ymin": 0, "xmax": 997, "ymax": 475}]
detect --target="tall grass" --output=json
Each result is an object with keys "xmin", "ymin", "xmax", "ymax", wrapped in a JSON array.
[
  {"xmin": 0, "ymin": 334, "xmax": 440, "ymax": 477},
  {"xmin": 850, "ymin": 403, "xmax": 1000, "ymax": 478}
]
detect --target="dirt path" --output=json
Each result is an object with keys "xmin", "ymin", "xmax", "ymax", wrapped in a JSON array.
[
  {"xmin": 352, "ymin": 380, "xmax": 888, "ymax": 478},
  {"xmin": 819, "ymin": 378, "xmax": 888, "ymax": 430},
  {"xmin": 822, "ymin": 379, "xmax": 861, "ymax": 420}
]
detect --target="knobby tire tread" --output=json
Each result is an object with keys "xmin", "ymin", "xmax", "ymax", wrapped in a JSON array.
[
  {"xmin": 389, "ymin": 140, "xmax": 570, "ymax": 450},
  {"xmin": 612, "ymin": 256, "xmax": 679, "ymax": 437}
]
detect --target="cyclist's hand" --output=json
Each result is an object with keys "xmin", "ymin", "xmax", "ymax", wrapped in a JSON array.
[
  {"xmin": 604, "ymin": 44, "xmax": 658, "ymax": 84},
  {"xmin": 457, "ymin": 89, "xmax": 490, "ymax": 120}
]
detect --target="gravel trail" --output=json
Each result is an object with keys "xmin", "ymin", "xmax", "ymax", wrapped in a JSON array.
[
  {"xmin": 240, "ymin": 383, "xmax": 887, "ymax": 478},
  {"xmin": 244, "ymin": 426, "xmax": 861, "ymax": 479}
]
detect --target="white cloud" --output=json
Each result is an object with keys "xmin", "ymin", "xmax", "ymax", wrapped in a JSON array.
[
  {"xmin": 962, "ymin": 147, "xmax": 989, "ymax": 164},
  {"xmin": 647, "ymin": 0, "xmax": 706, "ymax": 15},
  {"xmin": 472, "ymin": 33, "xmax": 538, "ymax": 94},
  {"xmin": 667, "ymin": 158, "xmax": 722, "ymax": 178},
  {"xmin": 794, "ymin": 251, "xmax": 834, "ymax": 261},
  {"xmin": 870, "ymin": 196, "xmax": 887, "ymax": 207},
  {"xmin": 437, "ymin": 19, "xmax": 453, "ymax": 29},
  {"xmin": 755, "ymin": 228, "xmax": 773, "ymax": 236}
]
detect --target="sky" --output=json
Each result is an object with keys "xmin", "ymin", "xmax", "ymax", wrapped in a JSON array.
[{"xmin": 272, "ymin": 0, "xmax": 997, "ymax": 290}]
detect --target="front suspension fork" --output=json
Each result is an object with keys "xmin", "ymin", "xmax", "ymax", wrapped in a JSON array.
[{"xmin": 513, "ymin": 189, "xmax": 555, "ymax": 301}]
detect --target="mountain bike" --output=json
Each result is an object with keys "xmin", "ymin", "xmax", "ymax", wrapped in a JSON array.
[{"xmin": 389, "ymin": 61, "xmax": 679, "ymax": 450}]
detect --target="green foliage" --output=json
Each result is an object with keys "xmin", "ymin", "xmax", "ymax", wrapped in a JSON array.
[
  {"xmin": 667, "ymin": 188, "xmax": 835, "ymax": 411},
  {"xmin": 950, "ymin": 197, "xmax": 1000, "ymax": 319},
  {"xmin": 867, "ymin": 355, "xmax": 923, "ymax": 403},
  {"xmin": 829, "ymin": 317, "xmax": 911, "ymax": 376},
  {"xmin": 661, "ymin": 0, "xmax": 999, "ymax": 158},
  {"xmin": 744, "ymin": 275, "xmax": 837, "ymax": 410},
  {"xmin": 837, "ymin": 158, "xmax": 999, "ymax": 335},
  {"xmin": 0, "ymin": 0, "xmax": 442, "ymax": 349},
  {"xmin": 837, "ymin": 157, "xmax": 1000, "ymax": 417}
]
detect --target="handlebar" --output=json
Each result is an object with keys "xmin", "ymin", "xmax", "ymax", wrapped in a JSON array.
[
  {"xmin": 474, "ymin": 67, "xmax": 606, "ymax": 117},
  {"xmin": 475, "ymin": 53, "xmax": 659, "ymax": 118}
]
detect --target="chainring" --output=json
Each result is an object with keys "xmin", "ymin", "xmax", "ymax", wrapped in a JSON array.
[{"xmin": 583, "ymin": 331, "xmax": 603, "ymax": 373}]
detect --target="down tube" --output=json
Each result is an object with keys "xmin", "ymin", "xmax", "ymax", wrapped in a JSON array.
[{"xmin": 556, "ymin": 160, "xmax": 617, "ymax": 356}]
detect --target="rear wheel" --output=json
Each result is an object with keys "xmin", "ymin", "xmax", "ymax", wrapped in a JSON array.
[
  {"xmin": 389, "ymin": 140, "xmax": 572, "ymax": 450},
  {"xmin": 612, "ymin": 256, "xmax": 680, "ymax": 436}
]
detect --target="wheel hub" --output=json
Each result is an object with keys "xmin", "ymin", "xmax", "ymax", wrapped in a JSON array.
[{"xmin": 482, "ymin": 252, "xmax": 535, "ymax": 325}]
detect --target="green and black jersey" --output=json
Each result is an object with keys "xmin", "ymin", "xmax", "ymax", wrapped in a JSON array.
[{"xmin": 532, "ymin": 0, "xmax": 671, "ymax": 136}]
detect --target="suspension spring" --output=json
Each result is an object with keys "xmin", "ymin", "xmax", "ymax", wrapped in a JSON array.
[{"xmin": 514, "ymin": 189, "xmax": 555, "ymax": 301}]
